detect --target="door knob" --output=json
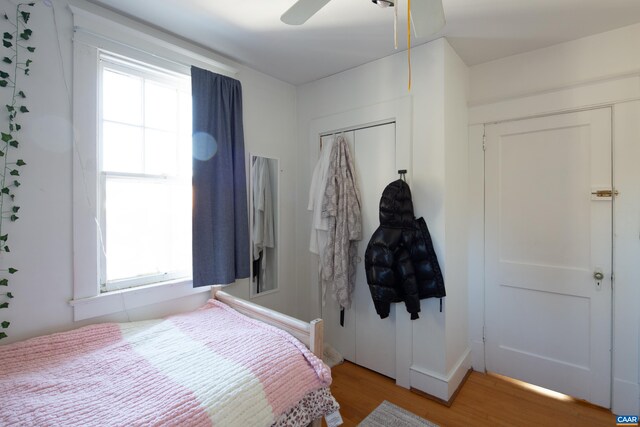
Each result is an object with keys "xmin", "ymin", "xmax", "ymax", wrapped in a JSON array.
[{"xmin": 593, "ymin": 271, "xmax": 604, "ymax": 281}]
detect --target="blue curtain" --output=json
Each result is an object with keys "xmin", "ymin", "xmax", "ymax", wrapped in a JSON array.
[{"xmin": 191, "ymin": 67, "xmax": 249, "ymax": 287}]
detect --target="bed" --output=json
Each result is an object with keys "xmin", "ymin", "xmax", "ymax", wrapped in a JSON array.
[{"xmin": 0, "ymin": 286, "xmax": 340, "ymax": 426}]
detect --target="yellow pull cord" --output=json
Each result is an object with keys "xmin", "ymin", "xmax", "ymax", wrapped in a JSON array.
[
  {"xmin": 407, "ymin": 0, "xmax": 412, "ymax": 91},
  {"xmin": 394, "ymin": 0, "xmax": 398, "ymax": 49}
]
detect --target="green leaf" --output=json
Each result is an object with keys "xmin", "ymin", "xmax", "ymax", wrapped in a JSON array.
[
  {"xmin": 4, "ymin": 246, "xmax": 9, "ymax": 252},
  {"xmin": 24, "ymin": 68, "xmax": 29, "ymax": 76},
  {"xmin": 2, "ymin": 40, "xmax": 12, "ymax": 48},
  {"xmin": 16, "ymin": 159, "xmax": 25, "ymax": 166},
  {"xmin": 9, "ymin": 169, "xmax": 19, "ymax": 176},
  {"xmin": 2, "ymin": 57, "xmax": 11, "ymax": 64},
  {"xmin": 10, "ymin": 214, "xmax": 18, "ymax": 221},
  {"xmin": 1, "ymin": 133, "xmax": 11, "ymax": 143},
  {"xmin": 8, "ymin": 124, "xmax": 13, "ymax": 132},
  {"xmin": 0, "ymin": 80, "xmax": 6, "ymax": 87},
  {"xmin": 0, "ymin": 279, "xmax": 7, "ymax": 286},
  {"xmin": 9, "ymin": 140, "xmax": 18, "ymax": 148},
  {"xmin": 0, "ymin": 332, "xmax": 7, "ymax": 339},
  {"xmin": 10, "ymin": 194, "xmax": 14, "ymax": 200},
  {"xmin": 12, "ymin": 206, "xmax": 19, "ymax": 213},
  {"xmin": 0, "ymin": 71, "xmax": 8, "ymax": 79},
  {"xmin": 20, "ymin": 11, "xmax": 30, "ymax": 24},
  {"xmin": 6, "ymin": 292, "xmax": 13, "ymax": 299},
  {"xmin": 19, "ymin": 106, "xmax": 28, "ymax": 113},
  {"xmin": 5, "ymin": 105, "xmax": 14, "ymax": 113},
  {"xmin": 24, "ymin": 60, "xmax": 31, "ymax": 68},
  {"xmin": 0, "ymin": 303, "xmax": 8, "ymax": 309},
  {"xmin": 23, "ymin": 29, "xmax": 32, "ymax": 37},
  {"xmin": 1, "ymin": 188, "xmax": 9, "ymax": 194},
  {"xmin": 13, "ymin": 181, "xmax": 19, "ymax": 188},
  {"xmin": 0, "ymin": 151, "xmax": 4, "ymax": 157},
  {"xmin": 8, "ymin": 268, "xmax": 17, "ymax": 274},
  {"xmin": 18, "ymin": 90, "xmax": 25, "ymax": 98},
  {"xmin": 3, "ymin": 32, "xmax": 12, "ymax": 40},
  {"xmin": 15, "ymin": 124, "xmax": 21, "ymax": 131},
  {"xmin": 0, "ymin": 234, "xmax": 7, "ymax": 241},
  {"xmin": 29, "ymin": 2, "xmax": 36, "ymax": 6},
  {"xmin": 26, "ymin": 47, "xmax": 35, "ymax": 53},
  {"xmin": 1, "ymin": 321, "xmax": 9, "ymax": 328},
  {"xmin": 3, "ymin": 14, "xmax": 8, "ymax": 20}
]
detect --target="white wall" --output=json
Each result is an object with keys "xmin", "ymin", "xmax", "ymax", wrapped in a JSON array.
[
  {"xmin": 468, "ymin": 23, "xmax": 640, "ymax": 414},
  {"xmin": 1, "ymin": 0, "xmax": 298, "ymax": 344},
  {"xmin": 296, "ymin": 38, "xmax": 471, "ymax": 400}
]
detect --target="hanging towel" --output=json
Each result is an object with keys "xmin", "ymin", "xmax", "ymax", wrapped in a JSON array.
[{"xmin": 320, "ymin": 135, "xmax": 362, "ymax": 310}]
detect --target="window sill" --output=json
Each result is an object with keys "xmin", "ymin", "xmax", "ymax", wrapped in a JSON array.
[{"xmin": 69, "ymin": 279, "xmax": 210, "ymax": 321}]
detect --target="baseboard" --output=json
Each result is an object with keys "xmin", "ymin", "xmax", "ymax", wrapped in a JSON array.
[
  {"xmin": 409, "ymin": 348, "xmax": 472, "ymax": 403},
  {"xmin": 613, "ymin": 377, "xmax": 639, "ymax": 415}
]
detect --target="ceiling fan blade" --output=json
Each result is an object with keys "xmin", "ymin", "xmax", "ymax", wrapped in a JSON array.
[
  {"xmin": 410, "ymin": 0, "xmax": 446, "ymax": 38},
  {"xmin": 281, "ymin": 0, "xmax": 333, "ymax": 25}
]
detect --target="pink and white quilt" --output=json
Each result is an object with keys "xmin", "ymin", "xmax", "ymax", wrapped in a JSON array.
[{"xmin": 0, "ymin": 299, "xmax": 333, "ymax": 426}]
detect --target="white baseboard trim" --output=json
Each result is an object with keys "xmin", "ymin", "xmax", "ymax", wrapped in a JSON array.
[
  {"xmin": 410, "ymin": 349, "xmax": 472, "ymax": 402},
  {"xmin": 613, "ymin": 377, "xmax": 639, "ymax": 415}
]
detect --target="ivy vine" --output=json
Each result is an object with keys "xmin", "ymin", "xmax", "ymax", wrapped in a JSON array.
[{"xmin": 0, "ymin": 2, "xmax": 33, "ymax": 340}]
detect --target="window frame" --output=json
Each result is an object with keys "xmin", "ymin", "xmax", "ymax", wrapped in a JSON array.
[
  {"xmin": 98, "ymin": 55, "xmax": 192, "ymax": 292},
  {"xmin": 69, "ymin": 2, "xmax": 237, "ymax": 321}
]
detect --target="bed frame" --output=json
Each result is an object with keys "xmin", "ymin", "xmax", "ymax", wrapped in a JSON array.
[
  {"xmin": 211, "ymin": 286, "xmax": 323, "ymax": 358},
  {"xmin": 211, "ymin": 286, "xmax": 325, "ymax": 427}
]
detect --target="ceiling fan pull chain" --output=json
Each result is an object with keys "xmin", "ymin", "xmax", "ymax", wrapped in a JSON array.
[{"xmin": 407, "ymin": 0, "xmax": 412, "ymax": 91}]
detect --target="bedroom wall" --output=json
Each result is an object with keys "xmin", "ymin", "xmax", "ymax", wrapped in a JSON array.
[
  {"xmin": 295, "ymin": 38, "xmax": 471, "ymax": 400},
  {"xmin": 1, "ymin": 0, "xmax": 298, "ymax": 344},
  {"xmin": 468, "ymin": 23, "xmax": 640, "ymax": 414}
]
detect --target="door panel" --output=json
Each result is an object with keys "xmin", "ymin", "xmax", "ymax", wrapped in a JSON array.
[
  {"xmin": 353, "ymin": 124, "xmax": 397, "ymax": 379},
  {"xmin": 322, "ymin": 123, "xmax": 397, "ymax": 379},
  {"xmin": 485, "ymin": 108, "xmax": 612, "ymax": 407}
]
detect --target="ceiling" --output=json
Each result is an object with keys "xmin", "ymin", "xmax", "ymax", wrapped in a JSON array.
[{"xmin": 85, "ymin": 0, "xmax": 640, "ymax": 86}]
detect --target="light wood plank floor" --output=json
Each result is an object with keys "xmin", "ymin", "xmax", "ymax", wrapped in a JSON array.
[{"xmin": 328, "ymin": 361, "xmax": 614, "ymax": 427}]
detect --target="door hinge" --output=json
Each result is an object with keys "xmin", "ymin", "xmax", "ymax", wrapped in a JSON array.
[{"xmin": 482, "ymin": 326, "xmax": 486, "ymax": 343}]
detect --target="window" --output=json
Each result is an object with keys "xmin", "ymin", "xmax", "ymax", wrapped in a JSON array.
[
  {"xmin": 70, "ymin": 3, "xmax": 237, "ymax": 320},
  {"xmin": 99, "ymin": 54, "xmax": 192, "ymax": 292}
]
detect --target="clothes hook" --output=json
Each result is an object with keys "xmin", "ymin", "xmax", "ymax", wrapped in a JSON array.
[{"xmin": 398, "ymin": 169, "xmax": 407, "ymax": 182}]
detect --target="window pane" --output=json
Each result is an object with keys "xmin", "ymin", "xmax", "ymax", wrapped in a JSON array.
[
  {"xmin": 102, "ymin": 69, "xmax": 143, "ymax": 125},
  {"xmin": 102, "ymin": 122, "xmax": 144, "ymax": 173},
  {"xmin": 145, "ymin": 81, "xmax": 178, "ymax": 131},
  {"xmin": 105, "ymin": 177, "xmax": 191, "ymax": 282},
  {"xmin": 145, "ymin": 129, "xmax": 177, "ymax": 175}
]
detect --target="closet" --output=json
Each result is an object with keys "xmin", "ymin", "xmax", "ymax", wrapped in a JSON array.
[{"xmin": 321, "ymin": 122, "xmax": 397, "ymax": 378}]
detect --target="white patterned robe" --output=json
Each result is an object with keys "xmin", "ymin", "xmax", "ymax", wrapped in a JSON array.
[{"xmin": 320, "ymin": 135, "xmax": 362, "ymax": 310}]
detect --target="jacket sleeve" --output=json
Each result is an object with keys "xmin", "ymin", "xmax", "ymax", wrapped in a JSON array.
[
  {"xmin": 395, "ymin": 244, "xmax": 421, "ymax": 319},
  {"xmin": 365, "ymin": 230, "xmax": 397, "ymax": 319}
]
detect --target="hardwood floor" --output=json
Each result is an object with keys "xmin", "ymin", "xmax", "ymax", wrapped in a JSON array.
[{"xmin": 328, "ymin": 361, "xmax": 614, "ymax": 427}]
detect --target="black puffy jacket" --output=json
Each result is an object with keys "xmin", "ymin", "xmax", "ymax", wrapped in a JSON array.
[{"xmin": 364, "ymin": 179, "xmax": 445, "ymax": 320}]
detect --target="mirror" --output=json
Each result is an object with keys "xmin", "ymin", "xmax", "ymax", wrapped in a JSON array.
[{"xmin": 250, "ymin": 155, "xmax": 279, "ymax": 296}]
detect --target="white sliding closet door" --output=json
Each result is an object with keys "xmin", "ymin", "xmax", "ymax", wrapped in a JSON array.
[{"xmin": 323, "ymin": 122, "xmax": 397, "ymax": 379}]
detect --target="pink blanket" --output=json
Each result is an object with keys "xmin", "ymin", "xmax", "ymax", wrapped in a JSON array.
[{"xmin": 0, "ymin": 299, "xmax": 332, "ymax": 426}]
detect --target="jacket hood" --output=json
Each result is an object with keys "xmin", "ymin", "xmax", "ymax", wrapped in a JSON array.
[{"xmin": 379, "ymin": 179, "xmax": 415, "ymax": 227}]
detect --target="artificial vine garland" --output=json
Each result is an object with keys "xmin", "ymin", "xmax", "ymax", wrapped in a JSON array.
[{"xmin": 0, "ymin": 2, "xmax": 34, "ymax": 340}]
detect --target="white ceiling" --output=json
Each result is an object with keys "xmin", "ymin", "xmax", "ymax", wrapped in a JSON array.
[{"xmin": 86, "ymin": 0, "xmax": 640, "ymax": 86}]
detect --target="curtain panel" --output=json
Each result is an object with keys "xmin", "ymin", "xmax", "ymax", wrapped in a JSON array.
[{"xmin": 191, "ymin": 67, "xmax": 249, "ymax": 287}]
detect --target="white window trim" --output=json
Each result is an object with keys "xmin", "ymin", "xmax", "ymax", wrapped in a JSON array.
[{"xmin": 70, "ymin": 0, "xmax": 237, "ymax": 321}]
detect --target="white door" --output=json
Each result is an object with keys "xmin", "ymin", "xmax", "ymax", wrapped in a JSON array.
[
  {"xmin": 323, "ymin": 123, "xmax": 397, "ymax": 378},
  {"xmin": 484, "ymin": 108, "xmax": 612, "ymax": 407}
]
